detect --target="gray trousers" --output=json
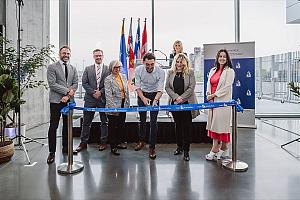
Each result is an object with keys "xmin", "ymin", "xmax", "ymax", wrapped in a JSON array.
[{"xmin": 80, "ymin": 101, "xmax": 108, "ymax": 144}]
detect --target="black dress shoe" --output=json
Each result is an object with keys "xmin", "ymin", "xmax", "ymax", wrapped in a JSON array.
[
  {"xmin": 111, "ymin": 148, "xmax": 120, "ymax": 156},
  {"xmin": 47, "ymin": 153, "xmax": 55, "ymax": 164},
  {"xmin": 174, "ymin": 148, "xmax": 183, "ymax": 155},
  {"xmin": 76, "ymin": 143, "xmax": 87, "ymax": 152},
  {"xmin": 183, "ymin": 151, "xmax": 190, "ymax": 161}
]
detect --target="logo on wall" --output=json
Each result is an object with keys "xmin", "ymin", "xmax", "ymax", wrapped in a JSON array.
[
  {"xmin": 236, "ymin": 80, "xmax": 241, "ymax": 87},
  {"xmin": 246, "ymin": 71, "xmax": 251, "ymax": 78},
  {"xmin": 246, "ymin": 90, "xmax": 251, "ymax": 96},
  {"xmin": 236, "ymin": 62, "xmax": 241, "ymax": 69}
]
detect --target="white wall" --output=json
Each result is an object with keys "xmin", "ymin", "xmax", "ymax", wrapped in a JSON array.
[{"xmin": 6, "ymin": 0, "xmax": 50, "ymax": 129}]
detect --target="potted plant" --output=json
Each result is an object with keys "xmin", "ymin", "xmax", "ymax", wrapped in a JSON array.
[
  {"xmin": 0, "ymin": 66, "xmax": 20, "ymax": 163},
  {"xmin": 0, "ymin": 36, "xmax": 54, "ymax": 163}
]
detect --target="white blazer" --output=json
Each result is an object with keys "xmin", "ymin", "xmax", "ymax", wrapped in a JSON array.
[{"xmin": 206, "ymin": 66, "xmax": 235, "ymax": 133}]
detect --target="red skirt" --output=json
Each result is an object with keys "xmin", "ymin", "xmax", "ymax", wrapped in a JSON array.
[{"xmin": 207, "ymin": 130, "xmax": 230, "ymax": 143}]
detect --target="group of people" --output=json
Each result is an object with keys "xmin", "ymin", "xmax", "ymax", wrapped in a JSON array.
[{"xmin": 46, "ymin": 41, "xmax": 235, "ymax": 164}]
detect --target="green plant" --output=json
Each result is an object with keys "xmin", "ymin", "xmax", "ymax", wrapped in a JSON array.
[
  {"xmin": 0, "ymin": 66, "xmax": 21, "ymax": 146},
  {"xmin": 288, "ymin": 82, "xmax": 300, "ymax": 99},
  {"xmin": 0, "ymin": 36, "xmax": 55, "ymax": 144},
  {"xmin": 0, "ymin": 36, "xmax": 55, "ymax": 91}
]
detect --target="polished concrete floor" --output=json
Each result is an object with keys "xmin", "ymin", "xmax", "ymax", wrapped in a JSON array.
[{"xmin": 1, "ymin": 119, "xmax": 300, "ymax": 200}]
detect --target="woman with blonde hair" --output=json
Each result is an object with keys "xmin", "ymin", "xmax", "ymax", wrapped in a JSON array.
[
  {"xmin": 169, "ymin": 40, "xmax": 187, "ymax": 66},
  {"xmin": 165, "ymin": 53, "xmax": 199, "ymax": 161},
  {"xmin": 104, "ymin": 60, "xmax": 130, "ymax": 155}
]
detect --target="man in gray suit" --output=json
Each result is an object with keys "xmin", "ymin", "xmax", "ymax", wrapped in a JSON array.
[
  {"xmin": 46, "ymin": 45, "xmax": 78, "ymax": 164},
  {"xmin": 75, "ymin": 49, "xmax": 110, "ymax": 152}
]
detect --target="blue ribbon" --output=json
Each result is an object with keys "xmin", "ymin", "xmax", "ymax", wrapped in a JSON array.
[{"xmin": 61, "ymin": 100, "xmax": 243, "ymax": 115}]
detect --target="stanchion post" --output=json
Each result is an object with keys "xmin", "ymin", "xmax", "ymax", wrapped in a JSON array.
[
  {"xmin": 221, "ymin": 105, "xmax": 248, "ymax": 172},
  {"xmin": 57, "ymin": 103, "xmax": 84, "ymax": 175}
]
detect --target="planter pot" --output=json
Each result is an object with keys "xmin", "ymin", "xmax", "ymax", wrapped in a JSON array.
[
  {"xmin": 0, "ymin": 140, "xmax": 14, "ymax": 164},
  {"xmin": 4, "ymin": 124, "xmax": 26, "ymax": 140}
]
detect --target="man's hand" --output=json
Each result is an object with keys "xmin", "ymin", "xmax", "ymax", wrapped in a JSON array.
[
  {"xmin": 61, "ymin": 96, "xmax": 69, "ymax": 103},
  {"xmin": 142, "ymin": 97, "xmax": 151, "ymax": 106},
  {"xmin": 175, "ymin": 96, "xmax": 184, "ymax": 104},
  {"xmin": 93, "ymin": 90, "xmax": 101, "ymax": 99},
  {"xmin": 68, "ymin": 89, "xmax": 75, "ymax": 97}
]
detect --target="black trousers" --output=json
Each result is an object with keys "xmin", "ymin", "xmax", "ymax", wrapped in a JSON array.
[
  {"xmin": 107, "ymin": 100, "xmax": 126, "ymax": 149},
  {"xmin": 171, "ymin": 110, "xmax": 192, "ymax": 151},
  {"xmin": 48, "ymin": 102, "xmax": 68, "ymax": 153}
]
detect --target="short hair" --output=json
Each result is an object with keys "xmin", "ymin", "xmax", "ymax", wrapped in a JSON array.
[
  {"xmin": 59, "ymin": 45, "xmax": 71, "ymax": 52},
  {"xmin": 142, "ymin": 52, "xmax": 156, "ymax": 61},
  {"xmin": 108, "ymin": 60, "xmax": 122, "ymax": 73},
  {"xmin": 93, "ymin": 49, "xmax": 103, "ymax": 55}
]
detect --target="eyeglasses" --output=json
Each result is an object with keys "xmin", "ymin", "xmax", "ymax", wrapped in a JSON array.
[{"xmin": 113, "ymin": 66, "xmax": 122, "ymax": 69}]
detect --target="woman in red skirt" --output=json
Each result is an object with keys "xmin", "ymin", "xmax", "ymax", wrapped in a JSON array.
[{"xmin": 205, "ymin": 49, "xmax": 235, "ymax": 160}]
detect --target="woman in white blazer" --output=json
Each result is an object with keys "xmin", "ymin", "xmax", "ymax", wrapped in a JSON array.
[
  {"xmin": 165, "ymin": 53, "xmax": 200, "ymax": 161},
  {"xmin": 205, "ymin": 49, "xmax": 235, "ymax": 160},
  {"xmin": 104, "ymin": 60, "xmax": 130, "ymax": 156}
]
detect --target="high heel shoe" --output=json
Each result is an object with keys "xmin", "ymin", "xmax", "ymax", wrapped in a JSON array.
[
  {"xmin": 183, "ymin": 151, "xmax": 190, "ymax": 161},
  {"xmin": 205, "ymin": 151, "xmax": 216, "ymax": 161}
]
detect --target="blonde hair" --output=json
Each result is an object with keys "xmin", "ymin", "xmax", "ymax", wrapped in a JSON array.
[
  {"xmin": 108, "ymin": 60, "xmax": 122, "ymax": 73},
  {"xmin": 170, "ymin": 53, "xmax": 191, "ymax": 75},
  {"xmin": 173, "ymin": 40, "xmax": 183, "ymax": 53}
]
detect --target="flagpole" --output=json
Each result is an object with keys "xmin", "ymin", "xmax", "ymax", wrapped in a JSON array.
[{"xmin": 151, "ymin": 0, "xmax": 155, "ymax": 53}]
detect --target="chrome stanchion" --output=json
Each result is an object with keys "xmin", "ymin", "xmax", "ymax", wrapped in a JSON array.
[
  {"xmin": 221, "ymin": 105, "xmax": 248, "ymax": 172},
  {"xmin": 58, "ymin": 103, "xmax": 84, "ymax": 175}
]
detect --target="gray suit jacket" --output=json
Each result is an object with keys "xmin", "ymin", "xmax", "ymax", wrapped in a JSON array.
[
  {"xmin": 82, "ymin": 64, "xmax": 110, "ymax": 104},
  {"xmin": 47, "ymin": 61, "xmax": 78, "ymax": 103}
]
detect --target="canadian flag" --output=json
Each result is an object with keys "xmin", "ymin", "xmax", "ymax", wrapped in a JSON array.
[{"xmin": 140, "ymin": 19, "xmax": 148, "ymax": 58}]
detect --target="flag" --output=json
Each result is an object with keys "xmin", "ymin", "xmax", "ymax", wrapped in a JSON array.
[
  {"xmin": 141, "ymin": 19, "xmax": 148, "ymax": 58},
  {"xmin": 127, "ymin": 17, "xmax": 135, "ymax": 82},
  {"xmin": 119, "ymin": 19, "xmax": 128, "ymax": 79},
  {"xmin": 134, "ymin": 18, "xmax": 141, "ymax": 62}
]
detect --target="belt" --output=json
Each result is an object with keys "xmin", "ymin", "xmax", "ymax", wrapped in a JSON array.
[{"xmin": 142, "ymin": 91, "xmax": 157, "ymax": 95}]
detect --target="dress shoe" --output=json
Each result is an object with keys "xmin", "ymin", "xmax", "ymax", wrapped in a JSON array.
[
  {"xmin": 76, "ymin": 143, "xmax": 87, "ymax": 152},
  {"xmin": 134, "ymin": 141, "xmax": 145, "ymax": 151},
  {"xmin": 149, "ymin": 148, "xmax": 156, "ymax": 159},
  {"xmin": 117, "ymin": 144, "xmax": 127, "ymax": 149},
  {"xmin": 183, "ymin": 151, "xmax": 190, "ymax": 161},
  {"xmin": 111, "ymin": 148, "xmax": 120, "ymax": 156},
  {"xmin": 99, "ymin": 144, "xmax": 107, "ymax": 151},
  {"xmin": 47, "ymin": 153, "xmax": 55, "ymax": 164},
  {"xmin": 174, "ymin": 148, "xmax": 183, "ymax": 155}
]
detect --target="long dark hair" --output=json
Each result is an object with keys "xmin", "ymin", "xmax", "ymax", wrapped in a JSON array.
[{"xmin": 214, "ymin": 49, "xmax": 233, "ymax": 71}]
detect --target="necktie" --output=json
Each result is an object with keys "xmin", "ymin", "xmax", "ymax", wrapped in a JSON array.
[
  {"xmin": 63, "ymin": 63, "xmax": 68, "ymax": 81},
  {"xmin": 96, "ymin": 65, "xmax": 101, "ymax": 89}
]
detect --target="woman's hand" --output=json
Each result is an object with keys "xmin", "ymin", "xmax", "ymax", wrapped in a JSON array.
[
  {"xmin": 207, "ymin": 93, "xmax": 216, "ymax": 102},
  {"xmin": 175, "ymin": 96, "xmax": 184, "ymax": 104}
]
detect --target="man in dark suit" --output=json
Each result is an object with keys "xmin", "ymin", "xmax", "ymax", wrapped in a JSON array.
[
  {"xmin": 75, "ymin": 49, "xmax": 110, "ymax": 152},
  {"xmin": 46, "ymin": 45, "xmax": 78, "ymax": 164}
]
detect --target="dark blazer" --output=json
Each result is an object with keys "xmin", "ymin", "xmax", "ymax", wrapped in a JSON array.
[
  {"xmin": 82, "ymin": 64, "xmax": 110, "ymax": 103},
  {"xmin": 47, "ymin": 61, "xmax": 78, "ymax": 103}
]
